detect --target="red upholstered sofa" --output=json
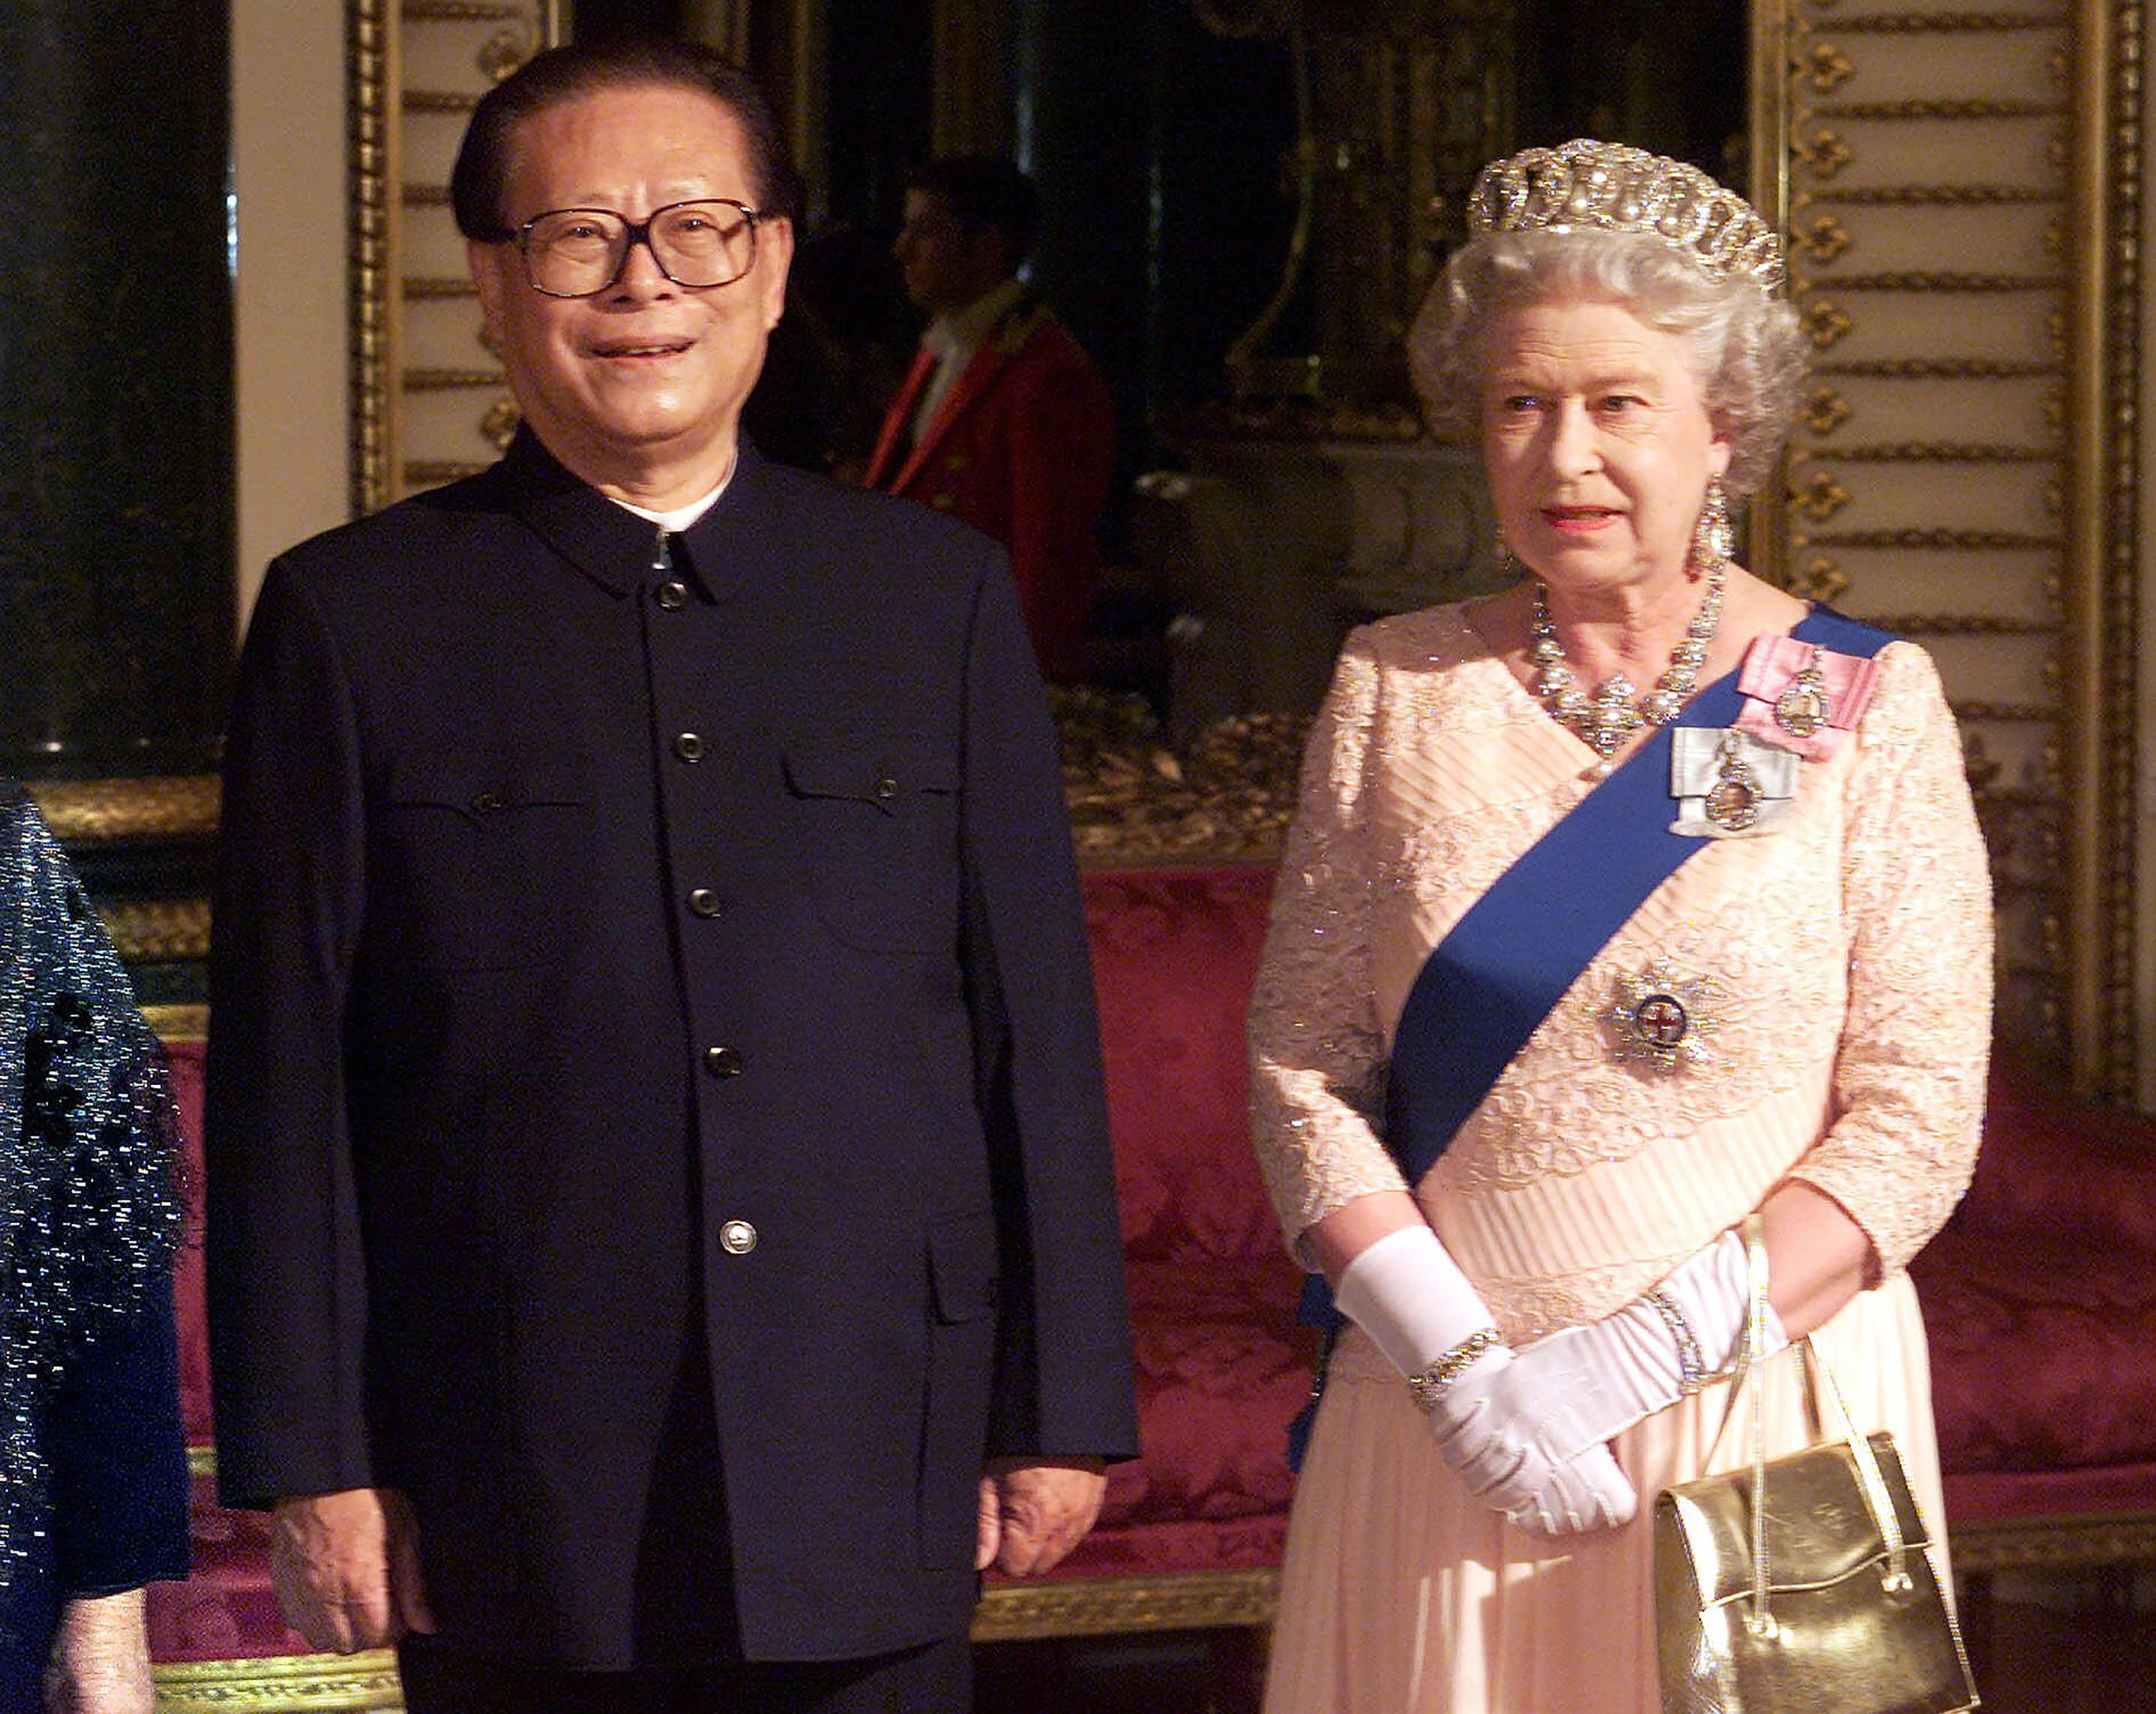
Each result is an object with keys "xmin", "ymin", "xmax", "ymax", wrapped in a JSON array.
[
  {"xmin": 145, "ymin": 862, "xmax": 2156, "ymax": 1705},
  {"xmin": 1910, "ymin": 1064, "xmax": 2156, "ymax": 1571}
]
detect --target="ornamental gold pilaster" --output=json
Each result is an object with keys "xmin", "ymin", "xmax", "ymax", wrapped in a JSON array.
[
  {"xmin": 26, "ymin": 777, "xmax": 220, "ymax": 842},
  {"xmin": 351, "ymin": 0, "xmax": 562, "ymax": 514},
  {"xmin": 1755, "ymin": 0, "xmax": 2137, "ymax": 1084}
]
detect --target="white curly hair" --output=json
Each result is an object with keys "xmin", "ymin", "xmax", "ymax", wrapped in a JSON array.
[{"xmin": 1409, "ymin": 229, "xmax": 1809, "ymax": 494}]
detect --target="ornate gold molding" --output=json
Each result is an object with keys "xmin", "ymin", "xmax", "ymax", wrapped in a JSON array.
[
  {"xmin": 147, "ymin": 1005, "xmax": 210, "ymax": 1043},
  {"xmin": 1825, "ymin": 442, "xmax": 2058, "ymax": 460},
  {"xmin": 405, "ymin": 0, "xmax": 521, "ymax": 17},
  {"xmin": 1814, "ymin": 358, "xmax": 2056, "ymax": 377},
  {"xmin": 351, "ymin": 1, "xmax": 562, "ymax": 516},
  {"xmin": 1055, "ymin": 692, "xmax": 1302, "ymax": 870},
  {"xmin": 25, "ymin": 776, "xmax": 220, "ymax": 842},
  {"xmin": 1949, "ymin": 1511, "xmax": 2156, "ymax": 1573},
  {"xmin": 1759, "ymin": 0, "xmax": 2139, "ymax": 1083},
  {"xmin": 2063, "ymin": 0, "xmax": 2141, "ymax": 1095},
  {"xmin": 137, "ymin": 1508, "xmax": 2156, "ymax": 1695},
  {"xmin": 972, "ymin": 1567, "xmax": 1279, "ymax": 1641},
  {"xmin": 98, "ymin": 900, "xmax": 212, "ymax": 964},
  {"xmin": 349, "ymin": 0, "xmax": 398, "ymax": 517},
  {"xmin": 1800, "ymin": 185, "xmax": 2063, "ymax": 204},
  {"xmin": 1799, "ymin": 527, "xmax": 2060, "ymax": 548},
  {"xmin": 1795, "ymin": 270, "xmax": 2063, "ymax": 290},
  {"xmin": 1821, "ymin": 8, "xmax": 2065, "ymax": 27},
  {"xmin": 154, "ymin": 1651, "xmax": 402, "ymax": 1713},
  {"xmin": 1808, "ymin": 97, "xmax": 2064, "ymax": 117}
]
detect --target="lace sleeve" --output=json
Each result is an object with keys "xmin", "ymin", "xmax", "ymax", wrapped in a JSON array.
[
  {"xmin": 1248, "ymin": 637, "xmax": 1410, "ymax": 1263},
  {"xmin": 1789, "ymin": 643, "xmax": 1992, "ymax": 1276}
]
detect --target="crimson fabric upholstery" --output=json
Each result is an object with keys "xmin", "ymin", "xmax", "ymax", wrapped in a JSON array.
[
  {"xmin": 149, "ymin": 883, "xmax": 2156, "ymax": 1658},
  {"xmin": 150, "ymin": 1041, "xmax": 313, "ymax": 1661},
  {"xmin": 1912, "ymin": 1060, "xmax": 2156, "ymax": 1522},
  {"xmin": 992, "ymin": 867, "xmax": 1314, "ymax": 1585}
]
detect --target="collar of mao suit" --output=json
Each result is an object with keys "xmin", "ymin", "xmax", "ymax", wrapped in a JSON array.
[{"xmin": 499, "ymin": 424, "xmax": 787, "ymax": 606}]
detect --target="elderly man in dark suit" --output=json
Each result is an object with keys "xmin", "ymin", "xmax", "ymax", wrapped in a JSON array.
[{"xmin": 204, "ymin": 36, "xmax": 1136, "ymax": 1713}]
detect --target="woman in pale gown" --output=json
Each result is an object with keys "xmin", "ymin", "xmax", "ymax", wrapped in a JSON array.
[{"xmin": 1249, "ymin": 140, "xmax": 1991, "ymax": 1713}]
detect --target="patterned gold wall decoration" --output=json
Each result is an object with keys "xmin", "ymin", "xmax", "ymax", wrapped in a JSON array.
[
  {"xmin": 350, "ymin": 0, "xmax": 566, "ymax": 515},
  {"xmin": 1752, "ymin": 0, "xmax": 2142, "ymax": 1094}
]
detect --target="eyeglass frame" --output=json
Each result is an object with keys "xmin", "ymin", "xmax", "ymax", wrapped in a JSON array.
[{"xmin": 489, "ymin": 198, "xmax": 769, "ymax": 298}]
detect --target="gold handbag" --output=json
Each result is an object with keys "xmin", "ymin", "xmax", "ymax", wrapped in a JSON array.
[{"xmin": 1653, "ymin": 1217, "xmax": 1979, "ymax": 1713}]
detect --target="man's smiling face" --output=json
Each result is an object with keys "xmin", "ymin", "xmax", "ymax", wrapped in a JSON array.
[{"xmin": 468, "ymin": 81, "xmax": 793, "ymax": 496}]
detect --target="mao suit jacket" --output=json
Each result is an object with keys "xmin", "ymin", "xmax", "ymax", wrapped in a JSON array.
[
  {"xmin": 205, "ymin": 431, "xmax": 1138, "ymax": 1667},
  {"xmin": 862, "ymin": 294, "xmax": 1114, "ymax": 685}
]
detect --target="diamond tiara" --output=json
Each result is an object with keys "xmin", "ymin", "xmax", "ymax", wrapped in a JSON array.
[{"xmin": 1465, "ymin": 139, "xmax": 1787, "ymax": 298}]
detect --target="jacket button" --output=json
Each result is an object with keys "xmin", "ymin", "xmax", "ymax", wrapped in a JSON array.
[
  {"xmin": 674, "ymin": 732, "xmax": 705, "ymax": 762},
  {"xmin": 719, "ymin": 1219, "xmax": 757, "ymax": 1255},
  {"xmin": 873, "ymin": 775, "xmax": 900, "ymax": 801},
  {"xmin": 470, "ymin": 791, "xmax": 505, "ymax": 814},
  {"xmin": 688, "ymin": 888, "xmax": 723, "ymax": 918},
  {"xmin": 655, "ymin": 581, "xmax": 689, "ymax": 610},
  {"xmin": 703, "ymin": 1044, "xmax": 745, "ymax": 1078}
]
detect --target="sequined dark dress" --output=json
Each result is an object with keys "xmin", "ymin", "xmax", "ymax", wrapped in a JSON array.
[{"xmin": 0, "ymin": 786, "xmax": 188, "ymax": 1709}]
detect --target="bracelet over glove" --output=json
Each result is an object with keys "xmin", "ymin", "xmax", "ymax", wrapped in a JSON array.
[
  {"xmin": 1500, "ymin": 1226, "xmax": 1790, "ymax": 1460},
  {"xmin": 1332, "ymin": 1225, "xmax": 1638, "ymax": 1534}
]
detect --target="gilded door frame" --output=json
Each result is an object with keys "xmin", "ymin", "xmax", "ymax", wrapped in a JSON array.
[
  {"xmin": 1749, "ymin": 0, "xmax": 2142, "ymax": 1099},
  {"xmin": 349, "ymin": 0, "xmax": 568, "ymax": 517}
]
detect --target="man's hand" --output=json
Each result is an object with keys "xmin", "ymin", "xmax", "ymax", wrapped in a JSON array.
[
  {"xmin": 42, "ymin": 1589, "xmax": 154, "ymax": 1714},
  {"xmin": 975, "ymin": 1457, "xmax": 1107, "ymax": 1575},
  {"xmin": 269, "ymin": 1487, "xmax": 435, "ymax": 1654}
]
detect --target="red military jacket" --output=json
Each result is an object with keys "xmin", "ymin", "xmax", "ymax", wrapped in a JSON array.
[{"xmin": 864, "ymin": 293, "xmax": 1115, "ymax": 684}]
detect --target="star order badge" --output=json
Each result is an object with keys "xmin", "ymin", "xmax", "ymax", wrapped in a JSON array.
[{"xmin": 1608, "ymin": 959, "xmax": 1720, "ymax": 1071}]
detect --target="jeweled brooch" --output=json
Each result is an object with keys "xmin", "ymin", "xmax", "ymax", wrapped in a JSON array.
[
  {"xmin": 1608, "ymin": 959, "xmax": 1720, "ymax": 1071},
  {"xmin": 1772, "ymin": 648, "xmax": 1834, "ymax": 738},
  {"xmin": 1669, "ymin": 727, "xmax": 1797, "ymax": 839},
  {"xmin": 1734, "ymin": 637, "xmax": 1883, "ymax": 761}
]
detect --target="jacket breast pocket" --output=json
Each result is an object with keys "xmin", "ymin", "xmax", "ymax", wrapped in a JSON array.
[
  {"xmin": 782, "ymin": 734, "xmax": 961, "ymax": 953},
  {"xmin": 374, "ymin": 760, "xmax": 593, "ymax": 971}
]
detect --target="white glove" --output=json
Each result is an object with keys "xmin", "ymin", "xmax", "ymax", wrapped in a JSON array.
[
  {"xmin": 1332, "ymin": 1225, "xmax": 1637, "ymax": 1534},
  {"xmin": 1503, "ymin": 1228, "xmax": 1789, "ymax": 1460},
  {"xmin": 1436, "ymin": 1347, "xmax": 1639, "ymax": 1533}
]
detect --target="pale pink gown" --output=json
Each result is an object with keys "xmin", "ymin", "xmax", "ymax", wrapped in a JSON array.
[{"xmin": 1248, "ymin": 605, "xmax": 1991, "ymax": 1714}]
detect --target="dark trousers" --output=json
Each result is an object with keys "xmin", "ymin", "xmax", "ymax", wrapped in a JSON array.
[{"xmin": 395, "ymin": 1632, "xmax": 974, "ymax": 1713}]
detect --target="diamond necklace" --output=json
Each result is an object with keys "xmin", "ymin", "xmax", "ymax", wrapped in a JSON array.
[{"xmin": 1529, "ymin": 562, "xmax": 1727, "ymax": 775}]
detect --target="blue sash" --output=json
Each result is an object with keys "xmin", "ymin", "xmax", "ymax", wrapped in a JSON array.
[{"xmin": 1286, "ymin": 607, "xmax": 1893, "ymax": 1466}]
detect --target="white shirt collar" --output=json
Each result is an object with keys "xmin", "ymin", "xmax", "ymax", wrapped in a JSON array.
[{"xmin": 609, "ymin": 459, "xmax": 736, "ymax": 533}]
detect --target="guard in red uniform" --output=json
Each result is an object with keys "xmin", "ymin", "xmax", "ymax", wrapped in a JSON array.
[{"xmin": 864, "ymin": 159, "xmax": 1115, "ymax": 684}]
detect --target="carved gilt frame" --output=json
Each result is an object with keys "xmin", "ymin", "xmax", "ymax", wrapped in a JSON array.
[{"xmin": 1749, "ymin": 0, "xmax": 2142, "ymax": 1099}]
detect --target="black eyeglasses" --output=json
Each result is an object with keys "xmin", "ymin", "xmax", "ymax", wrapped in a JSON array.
[{"xmin": 501, "ymin": 199, "xmax": 765, "ymax": 298}]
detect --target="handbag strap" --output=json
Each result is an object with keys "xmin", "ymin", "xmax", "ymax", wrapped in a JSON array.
[{"xmin": 1718, "ymin": 1216, "xmax": 1911, "ymax": 1632}]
